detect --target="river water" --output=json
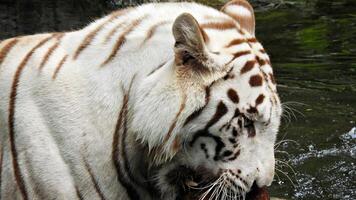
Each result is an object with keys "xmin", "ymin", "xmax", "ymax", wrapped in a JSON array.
[{"xmin": 249, "ymin": 0, "xmax": 356, "ymax": 199}]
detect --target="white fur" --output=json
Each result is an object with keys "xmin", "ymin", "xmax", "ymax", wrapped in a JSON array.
[{"xmin": 225, "ymin": 5, "xmax": 252, "ymax": 17}]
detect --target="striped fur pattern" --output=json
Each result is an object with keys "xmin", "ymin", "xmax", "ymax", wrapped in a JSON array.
[{"xmin": 0, "ymin": 1, "xmax": 281, "ymax": 199}]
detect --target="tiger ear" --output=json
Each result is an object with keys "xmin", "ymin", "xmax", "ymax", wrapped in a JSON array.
[
  {"xmin": 172, "ymin": 13, "xmax": 206, "ymax": 66},
  {"xmin": 221, "ymin": 0, "xmax": 255, "ymax": 36}
]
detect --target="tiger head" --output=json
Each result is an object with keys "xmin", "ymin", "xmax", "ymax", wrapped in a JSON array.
[{"xmin": 132, "ymin": 0, "xmax": 282, "ymax": 199}]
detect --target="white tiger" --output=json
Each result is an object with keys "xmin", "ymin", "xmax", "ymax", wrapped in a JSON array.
[{"xmin": 0, "ymin": 0, "xmax": 282, "ymax": 199}]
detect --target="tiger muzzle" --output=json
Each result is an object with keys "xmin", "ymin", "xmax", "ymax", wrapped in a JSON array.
[{"xmin": 167, "ymin": 166, "xmax": 270, "ymax": 200}]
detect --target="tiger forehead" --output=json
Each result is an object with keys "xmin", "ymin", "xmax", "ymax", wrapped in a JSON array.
[
  {"xmin": 199, "ymin": 26, "xmax": 270, "ymax": 68},
  {"xmin": 211, "ymin": 34, "xmax": 266, "ymax": 58},
  {"xmin": 198, "ymin": 19, "xmax": 260, "ymax": 50}
]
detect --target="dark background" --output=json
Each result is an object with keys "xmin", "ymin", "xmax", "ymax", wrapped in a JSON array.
[
  {"xmin": 0, "ymin": 0, "xmax": 274, "ymax": 39},
  {"xmin": 0, "ymin": 0, "xmax": 123, "ymax": 39},
  {"xmin": 0, "ymin": 0, "xmax": 226, "ymax": 39}
]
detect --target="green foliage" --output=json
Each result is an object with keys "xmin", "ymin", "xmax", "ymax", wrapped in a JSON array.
[{"xmin": 296, "ymin": 22, "xmax": 328, "ymax": 52}]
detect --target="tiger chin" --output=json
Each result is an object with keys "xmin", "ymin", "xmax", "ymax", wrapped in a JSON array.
[{"xmin": 0, "ymin": 0, "xmax": 281, "ymax": 200}]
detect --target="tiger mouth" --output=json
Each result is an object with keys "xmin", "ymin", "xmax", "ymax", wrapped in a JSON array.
[{"xmin": 169, "ymin": 166, "xmax": 270, "ymax": 200}]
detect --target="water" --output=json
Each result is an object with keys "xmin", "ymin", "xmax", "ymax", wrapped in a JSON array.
[{"xmin": 250, "ymin": 0, "xmax": 356, "ymax": 199}]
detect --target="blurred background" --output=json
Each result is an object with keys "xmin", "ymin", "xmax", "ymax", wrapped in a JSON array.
[{"xmin": 1, "ymin": 0, "xmax": 355, "ymax": 199}]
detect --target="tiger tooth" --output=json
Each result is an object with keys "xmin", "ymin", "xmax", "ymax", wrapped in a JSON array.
[{"xmin": 185, "ymin": 180, "xmax": 198, "ymax": 187}]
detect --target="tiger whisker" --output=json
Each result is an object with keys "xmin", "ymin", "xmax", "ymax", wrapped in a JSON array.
[
  {"xmin": 288, "ymin": 106, "xmax": 305, "ymax": 118},
  {"xmin": 203, "ymin": 182, "xmax": 218, "ymax": 200},
  {"xmin": 276, "ymin": 159, "xmax": 297, "ymax": 176},
  {"xmin": 274, "ymin": 169, "xmax": 282, "ymax": 183},
  {"xmin": 210, "ymin": 177, "xmax": 224, "ymax": 200},
  {"xmin": 275, "ymin": 150, "xmax": 291, "ymax": 156},
  {"xmin": 274, "ymin": 139, "xmax": 299, "ymax": 149},
  {"xmin": 274, "ymin": 129, "xmax": 300, "ymax": 151},
  {"xmin": 275, "ymin": 168, "xmax": 297, "ymax": 188},
  {"xmin": 212, "ymin": 177, "xmax": 225, "ymax": 200},
  {"xmin": 282, "ymin": 101, "xmax": 306, "ymax": 119},
  {"xmin": 282, "ymin": 104, "xmax": 296, "ymax": 121},
  {"xmin": 188, "ymin": 178, "xmax": 217, "ymax": 190},
  {"xmin": 215, "ymin": 181, "xmax": 225, "ymax": 200},
  {"xmin": 281, "ymin": 105, "xmax": 292, "ymax": 125},
  {"xmin": 222, "ymin": 187, "xmax": 227, "ymax": 200},
  {"xmin": 237, "ymin": 186, "xmax": 241, "ymax": 200},
  {"xmin": 282, "ymin": 101, "xmax": 308, "ymax": 106},
  {"xmin": 199, "ymin": 175, "xmax": 223, "ymax": 200}
]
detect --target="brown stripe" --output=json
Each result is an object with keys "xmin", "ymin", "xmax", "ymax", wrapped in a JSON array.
[
  {"xmin": 104, "ymin": 8, "xmax": 133, "ymax": 43},
  {"xmin": 233, "ymin": 50, "xmax": 251, "ymax": 58},
  {"xmin": 74, "ymin": 20, "xmax": 109, "ymax": 60},
  {"xmin": 73, "ymin": 9, "xmax": 129, "ymax": 60},
  {"xmin": 184, "ymin": 86, "xmax": 210, "ymax": 126},
  {"xmin": 200, "ymin": 21, "xmax": 236, "ymax": 30},
  {"xmin": 266, "ymin": 59, "xmax": 271, "ymax": 66},
  {"xmin": 255, "ymin": 94, "xmax": 265, "ymax": 105},
  {"xmin": 147, "ymin": 61, "xmax": 166, "ymax": 76},
  {"xmin": 142, "ymin": 21, "xmax": 170, "ymax": 45},
  {"xmin": 121, "ymin": 75, "xmax": 149, "ymax": 188},
  {"xmin": 221, "ymin": 0, "xmax": 255, "ymax": 35},
  {"xmin": 240, "ymin": 60, "xmax": 256, "ymax": 74},
  {"xmin": 102, "ymin": 15, "xmax": 148, "ymax": 66},
  {"xmin": 205, "ymin": 101, "xmax": 228, "ymax": 129},
  {"xmin": 172, "ymin": 136, "xmax": 181, "ymax": 153},
  {"xmin": 104, "ymin": 22, "xmax": 127, "ymax": 44},
  {"xmin": 200, "ymin": 27, "xmax": 210, "ymax": 43},
  {"xmin": 75, "ymin": 186, "xmax": 84, "ymax": 200},
  {"xmin": 120, "ymin": 78, "xmax": 158, "ymax": 196},
  {"xmin": 0, "ymin": 142, "xmax": 3, "ymax": 197},
  {"xmin": 52, "ymin": 55, "xmax": 68, "ymax": 80},
  {"xmin": 223, "ymin": 66, "xmax": 235, "ymax": 80},
  {"xmin": 164, "ymin": 93, "xmax": 187, "ymax": 143},
  {"xmin": 8, "ymin": 35, "xmax": 53, "ymax": 200},
  {"xmin": 112, "ymin": 78, "xmax": 141, "ymax": 200},
  {"xmin": 0, "ymin": 38, "xmax": 19, "ymax": 66},
  {"xmin": 110, "ymin": 8, "xmax": 132, "ymax": 20},
  {"xmin": 227, "ymin": 89, "xmax": 239, "ymax": 104},
  {"xmin": 226, "ymin": 38, "xmax": 246, "ymax": 48},
  {"xmin": 227, "ymin": 50, "xmax": 250, "ymax": 65},
  {"xmin": 238, "ymin": 29, "xmax": 245, "ymax": 35},
  {"xmin": 269, "ymin": 73, "xmax": 276, "ymax": 84},
  {"xmin": 83, "ymin": 159, "xmax": 106, "ymax": 200},
  {"xmin": 247, "ymin": 38, "xmax": 257, "ymax": 43},
  {"xmin": 184, "ymin": 67, "xmax": 234, "ymax": 127},
  {"xmin": 260, "ymin": 49, "xmax": 266, "ymax": 53},
  {"xmin": 112, "ymin": 86, "xmax": 130, "ymax": 192},
  {"xmin": 256, "ymin": 56, "xmax": 267, "ymax": 66},
  {"xmin": 39, "ymin": 33, "xmax": 64, "ymax": 71},
  {"xmin": 227, "ymin": 13, "xmax": 255, "ymax": 34},
  {"xmin": 249, "ymin": 74, "xmax": 263, "ymax": 87},
  {"xmin": 227, "ymin": 150, "xmax": 240, "ymax": 161},
  {"xmin": 74, "ymin": 24, "xmax": 106, "ymax": 59}
]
